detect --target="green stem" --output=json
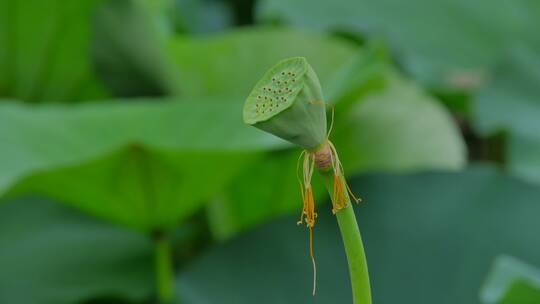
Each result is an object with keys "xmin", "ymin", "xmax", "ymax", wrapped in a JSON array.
[
  {"xmin": 154, "ymin": 232, "xmax": 175, "ymax": 303},
  {"xmin": 319, "ymin": 169, "xmax": 372, "ymax": 304}
]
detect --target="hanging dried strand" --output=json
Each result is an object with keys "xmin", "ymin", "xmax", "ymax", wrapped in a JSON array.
[
  {"xmin": 326, "ymin": 108, "xmax": 358, "ymax": 208},
  {"xmin": 296, "ymin": 150, "xmax": 307, "ymax": 225},
  {"xmin": 297, "ymin": 150, "xmax": 317, "ymax": 295},
  {"xmin": 297, "ymin": 151, "xmax": 316, "ymax": 228},
  {"xmin": 327, "ymin": 105, "xmax": 335, "ymax": 138},
  {"xmin": 328, "ymin": 141, "xmax": 361, "ymax": 208}
]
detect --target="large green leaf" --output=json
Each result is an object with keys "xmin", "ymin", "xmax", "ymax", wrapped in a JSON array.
[
  {"xmin": 323, "ymin": 43, "xmax": 389, "ymax": 106},
  {"xmin": 256, "ymin": 0, "xmax": 540, "ymax": 89},
  {"xmin": 335, "ymin": 72, "xmax": 465, "ymax": 172},
  {"xmin": 0, "ymin": 197, "xmax": 153, "ymax": 304},
  {"xmin": 0, "ymin": 0, "xmax": 187, "ymax": 101},
  {"xmin": 167, "ymin": 27, "xmax": 359, "ymax": 98},
  {"xmin": 473, "ymin": 47, "xmax": 540, "ymax": 183},
  {"xmin": 179, "ymin": 167, "xmax": 540, "ymax": 303},
  {"xmin": 481, "ymin": 256, "xmax": 540, "ymax": 304},
  {"xmin": 90, "ymin": 0, "xmax": 181, "ymax": 97},
  {"xmin": 8, "ymin": 146, "xmax": 254, "ymax": 230},
  {"xmin": 0, "ymin": 98, "xmax": 284, "ymax": 230},
  {"xmin": 0, "ymin": 0, "xmax": 110, "ymax": 102}
]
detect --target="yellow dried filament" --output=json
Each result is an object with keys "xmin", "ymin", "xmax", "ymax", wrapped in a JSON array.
[{"xmin": 296, "ymin": 140, "xmax": 361, "ymax": 296}]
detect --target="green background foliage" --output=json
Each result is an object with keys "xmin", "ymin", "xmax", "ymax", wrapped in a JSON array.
[
  {"xmin": 0, "ymin": 0, "xmax": 539, "ymax": 303},
  {"xmin": 179, "ymin": 168, "xmax": 540, "ymax": 303}
]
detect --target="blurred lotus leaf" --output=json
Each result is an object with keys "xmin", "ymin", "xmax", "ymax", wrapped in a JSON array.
[
  {"xmin": 179, "ymin": 167, "xmax": 540, "ymax": 303},
  {"xmin": 0, "ymin": 98, "xmax": 281, "ymax": 230},
  {"xmin": 90, "ymin": 0, "xmax": 181, "ymax": 97},
  {"xmin": 0, "ymin": 0, "xmax": 110, "ymax": 102},
  {"xmin": 257, "ymin": 0, "xmax": 540, "ymax": 89},
  {"xmin": 0, "ymin": 197, "xmax": 153, "ymax": 304},
  {"xmin": 481, "ymin": 256, "xmax": 540, "ymax": 304},
  {"xmin": 167, "ymin": 27, "xmax": 359, "ymax": 98},
  {"xmin": 473, "ymin": 47, "xmax": 540, "ymax": 184}
]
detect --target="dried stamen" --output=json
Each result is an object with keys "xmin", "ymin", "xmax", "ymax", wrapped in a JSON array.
[
  {"xmin": 296, "ymin": 150, "xmax": 317, "ymax": 295},
  {"xmin": 296, "ymin": 139, "xmax": 361, "ymax": 296}
]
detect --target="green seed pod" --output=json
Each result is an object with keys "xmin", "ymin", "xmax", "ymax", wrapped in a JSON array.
[{"xmin": 243, "ymin": 57, "xmax": 327, "ymax": 150}]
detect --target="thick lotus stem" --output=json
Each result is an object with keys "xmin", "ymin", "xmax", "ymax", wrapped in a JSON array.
[
  {"xmin": 313, "ymin": 140, "xmax": 372, "ymax": 304},
  {"xmin": 154, "ymin": 232, "xmax": 174, "ymax": 303}
]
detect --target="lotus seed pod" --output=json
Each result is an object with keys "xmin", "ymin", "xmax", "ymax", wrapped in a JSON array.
[{"xmin": 243, "ymin": 57, "xmax": 327, "ymax": 150}]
